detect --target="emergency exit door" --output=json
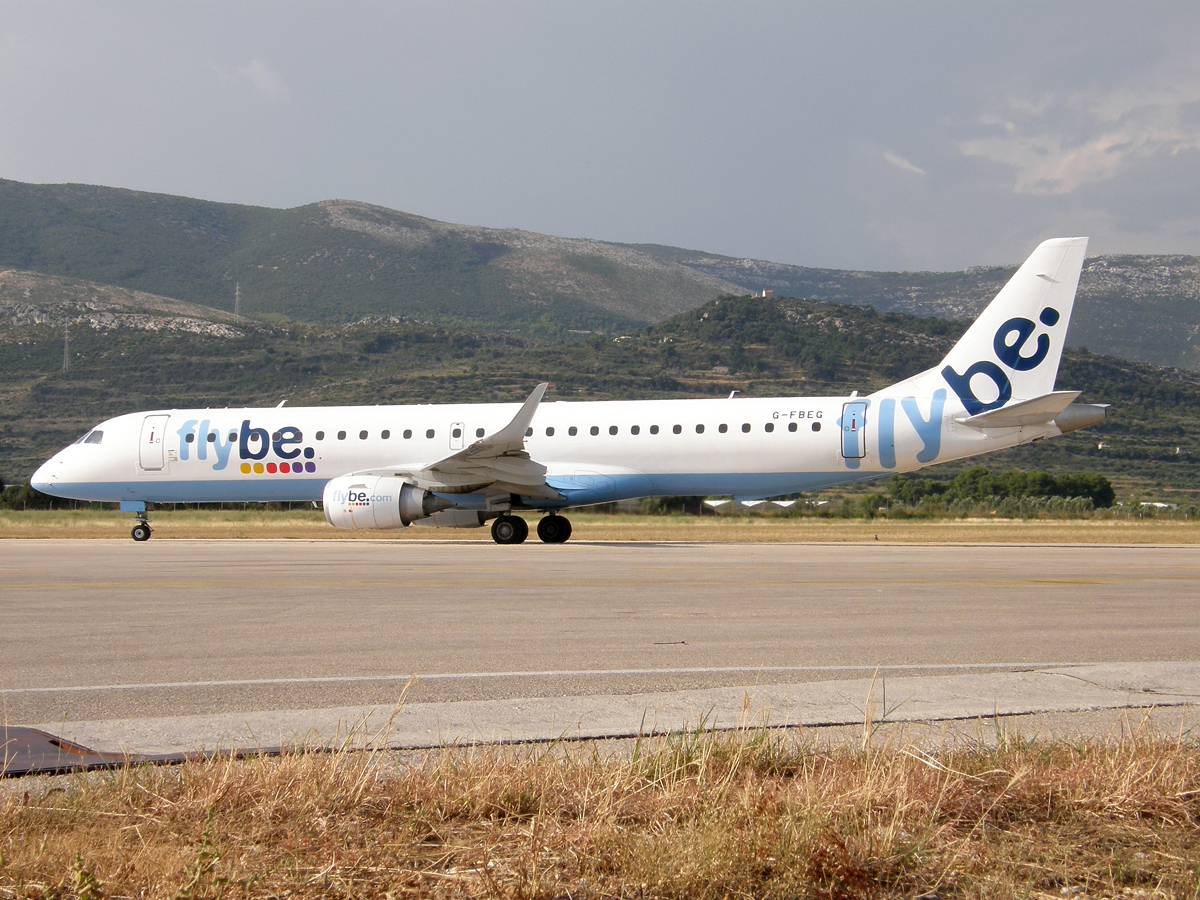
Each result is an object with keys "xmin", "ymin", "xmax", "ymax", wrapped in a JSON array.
[
  {"xmin": 139, "ymin": 415, "xmax": 169, "ymax": 470},
  {"xmin": 841, "ymin": 402, "xmax": 867, "ymax": 459}
]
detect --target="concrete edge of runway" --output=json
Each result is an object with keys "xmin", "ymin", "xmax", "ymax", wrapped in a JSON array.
[{"xmin": 30, "ymin": 662, "xmax": 1200, "ymax": 757}]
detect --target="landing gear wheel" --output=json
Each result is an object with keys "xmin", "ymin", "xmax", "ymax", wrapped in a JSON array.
[
  {"xmin": 491, "ymin": 515, "xmax": 528, "ymax": 544},
  {"xmin": 537, "ymin": 514, "xmax": 572, "ymax": 544},
  {"xmin": 131, "ymin": 523, "xmax": 152, "ymax": 542}
]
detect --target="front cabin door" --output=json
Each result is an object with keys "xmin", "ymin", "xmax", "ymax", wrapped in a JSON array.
[{"xmin": 139, "ymin": 415, "xmax": 169, "ymax": 471}]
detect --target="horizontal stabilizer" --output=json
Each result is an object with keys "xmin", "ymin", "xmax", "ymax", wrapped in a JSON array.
[{"xmin": 955, "ymin": 391, "xmax": 1080, "ymax": 428}]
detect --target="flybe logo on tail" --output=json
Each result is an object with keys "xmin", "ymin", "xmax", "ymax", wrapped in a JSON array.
[{"xmin": 941, "ymin": 307, "xmax": 1060, "ymax": 415}]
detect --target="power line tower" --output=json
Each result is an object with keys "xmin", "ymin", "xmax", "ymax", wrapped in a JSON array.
[{"xmin": 62, "ymin": 323, "xmax": 70, "ymax": 374}]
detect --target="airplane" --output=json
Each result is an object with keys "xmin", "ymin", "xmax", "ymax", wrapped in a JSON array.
[{"xmin": 32, "ymin": 237, "xmax": 1107, "ymax": 544}]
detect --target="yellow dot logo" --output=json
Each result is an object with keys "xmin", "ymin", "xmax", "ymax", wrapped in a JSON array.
[
  {"xmin": 240, "ymin": 463, "xmax": 251, "ymax": 474},
  {"xmin": 253, "ymin": 463, "xmax": 265, "ymax": 474}
]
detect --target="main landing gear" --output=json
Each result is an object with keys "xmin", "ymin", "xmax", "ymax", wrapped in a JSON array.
[
  {"xmin": 489, "ymin": 514, "xmax": 573, "ymax": 544},
  {"xmin": 536, "ymin": 513, "xmax": 572, "ymax": 544},
  {"xmin": 490, "ymin": 515, "xmax": 528, "ymax": 544}
]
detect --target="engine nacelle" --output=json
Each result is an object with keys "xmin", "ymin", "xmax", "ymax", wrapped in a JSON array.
[{"xmin": 322, "ymin": 475, "xmax": 454, "ymax": 530}]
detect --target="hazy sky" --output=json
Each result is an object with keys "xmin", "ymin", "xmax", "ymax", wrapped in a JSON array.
[{"xmin": 3, "ymin": 2, "xmax": 1199, "ymax": 270}]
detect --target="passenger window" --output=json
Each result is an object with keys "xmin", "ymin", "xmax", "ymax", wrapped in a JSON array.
[
  {"xmin": 650, "ymin": 425, "xmax": 660, "ymax": 434},
  {"xmin": 765, "ymin": 423, "xmax": 774, "ymax": 432},
  {"xmin": 229, "ymin": 432, "xmax": 238, "ymax": 442},
  {"xmin": 631, "ymin": 425, "xmax": 640, "ymax": 435},
  {"xmin": 719, "ymin": 424, "xmax": 728, "ymax": 433},
  {"xmin": 476, "ymin": 427, "xmax": 485, "ymax": 437},
  {"xmin": 526, "ymin": 427, "xmax": 533, "ymax": 437},
  {"xmin": 569, "ymin": 426, "xmax": 578, "ymax": 436},
  {"xmin": 272, "ymin": 431, "xmax": 282, "ymax": 442},
  {"xmin": 609, "ymin": 425, "xmax": 618, "ymax": 435},
  {"xmin": 672, "ymin": 424, "xmax": 682, "ymax": 434},
  {"xmin": 812, "ymin": 422, "xmax": 821, "ymax": 432},
  {"xmin": 695, "ymin": 424, "xmax": 704, "ymax": 434},
  {"xmin": 84, "ymin": 430, "xmax": 104, "ymax": 444},
  {"xmin": 185, "ymin": 433, "xmax": 195, "ymax": 443},
  {"xmin": 590, "ymin": 426, "xmax": 599, "ymax": 436},
  {"xmin": 404, "ymin": 429, "xmax": 413, "ymax": 439},
  {"xmin": 788, "ymin": 422, "xmax": 797, "ymax": 432},
  {"xmin": 359, "ymin": 430, "xmax": 368, "ymax": 440},
  {"xmin": 452, "ymin": 427, "xmax": 462, "ymax": 438},
  {"xmin": 741, "ymin": 423, "xmax": 751, "ymax": 433},
  {"xmin": 207, "ymin": 433, "xmax": 216, "ymax": 442},
  {"xmin": 337, "ymin": 431, "xmax": 347, "ymax": 440},
  {"xmin": 316, "ymin": 431, "xmax": 325, "ymax": 441},
  {"xmin": 426, "ymin": 429, "xmax": 435, "ymax": 439},
  {"xmin": 382, "ymin": 430, "xmax": 391, "ymax": 439},
  {"xmin": 546, "ymin": 427, "xmax": 555, "ymax": 436}
]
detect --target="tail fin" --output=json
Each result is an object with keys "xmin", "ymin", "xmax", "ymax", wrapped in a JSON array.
[{"xmin": 935, "ymin": 237, "xmax": 1088, "ymax": 414}]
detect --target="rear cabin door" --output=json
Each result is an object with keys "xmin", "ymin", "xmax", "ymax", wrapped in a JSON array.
[
  {"xmin": 840, "ymin": 402, "xmax": 867, "ymax": 459},
  {"xmin": 139, "ymin": 415, "xmax": 169, "ymax": 470},
  {"xmin": 449, "ymin": 422, "xmax": 466, "ymax": 451}
]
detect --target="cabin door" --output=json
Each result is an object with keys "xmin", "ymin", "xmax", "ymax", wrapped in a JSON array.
[
  {"xmin": 840, "ymin": 402, "xmax": 868, "ymax": 459},
  {"xmin": 449, "ymin": 422, "xmax": 466, "ymax": 451},
  {"xmin": 139, "ymin": 415, "xmax": 169, "ymax": 471}
]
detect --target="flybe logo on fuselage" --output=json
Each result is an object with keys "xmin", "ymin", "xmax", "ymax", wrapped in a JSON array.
[
  {"xmin": 941, "ymin": 308, "xmax": 1060, "ymax": 415},
  {"xmin": 174, "ymin": 419, "xmax": 318, "ymax": 475}
]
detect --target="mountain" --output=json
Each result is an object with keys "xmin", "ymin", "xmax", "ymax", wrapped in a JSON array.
[
  {"xmin": 2, "ymin": 178, "xmax": 1199, "ymax": 369},
  {"xmin": 2, "ymin": 291, "xmax": 1196, "ymax": 503},
  {"xmin": 652, "ymin": 247, "xmax": 1200, "ymax": 371},
  {"xmin": 0, "ymin": 179, "xmax": 740, "ymax": 337}
]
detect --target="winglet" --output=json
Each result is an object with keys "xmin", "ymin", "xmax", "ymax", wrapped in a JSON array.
[{"xmin": 482, "ymin": 383, "xmax": 549, "ymax": 448}]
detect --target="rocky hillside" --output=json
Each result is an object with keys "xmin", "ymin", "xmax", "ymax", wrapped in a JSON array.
[
  {"xmin": 0, "ymin": 269, "xmax": 242, "ymax": 337},
  {"xmin": 658, "ymin": 247, "xmax": 1200, "ymax": 371}
]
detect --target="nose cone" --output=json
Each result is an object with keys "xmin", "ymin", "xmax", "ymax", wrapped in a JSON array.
[{"xmin": 31, "ymin": 457, "xmax": 68, "ymax": 497}]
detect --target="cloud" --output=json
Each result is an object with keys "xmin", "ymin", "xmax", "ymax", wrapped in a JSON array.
[
  {"xmin": 882, "ymin": 151, "xmax": 925, "ymax": 176},
  {"xmin": 237, "ymin": 59, "xmax": 287, "ymax": 99},
  {"xmin": 961, "ymin": 58, "xmax": 1200, "ymax": 195}
]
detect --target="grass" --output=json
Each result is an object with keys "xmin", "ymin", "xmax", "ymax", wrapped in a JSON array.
[
  {"xmin": 2, "ymin": 508, "xmax": 1200, "ymax": 542},
  {"xmin": 3, "ymin": 723, "xmax": 1200, "ymax": 898}
]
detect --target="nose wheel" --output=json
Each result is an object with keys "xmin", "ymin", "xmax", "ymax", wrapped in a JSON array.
[
  {"xmin": 131, "ymin": 520, "xmax": 152, "ymax": 542},
  {"xmin": 490, "ymin": 515, "xmax": 528, "ymax": 544},
  {"xmin": 536, "ymin": 514, "xmax": 572, "ymax": 544}
]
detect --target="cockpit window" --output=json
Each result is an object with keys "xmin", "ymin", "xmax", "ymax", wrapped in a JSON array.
[
  {"xmin": 84, "ymin": 431, "xmax": 104, "ymax": 444},
  {"xmin": 73, "ymin": 432, "xmax": 90, "ymax": 444}
]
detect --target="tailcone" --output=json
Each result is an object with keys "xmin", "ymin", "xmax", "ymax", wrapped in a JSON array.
[{"xmin": 1054, "ymin": 403, "xmax": 1108, "ymax": 434}]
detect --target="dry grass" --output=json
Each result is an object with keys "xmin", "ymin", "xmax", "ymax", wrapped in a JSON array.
[
  {"xmin": 3, "ymin": 725, "xmax": 1200, "ymax": 899},
  {"xmin": 2, "ymin": 508, "xmax": 1199, "ymax": 542}
]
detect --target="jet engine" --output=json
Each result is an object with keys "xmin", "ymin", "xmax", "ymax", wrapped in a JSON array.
[{"xmin": 322, "ymin": 475, "xmax": 454, "ymax": 530}]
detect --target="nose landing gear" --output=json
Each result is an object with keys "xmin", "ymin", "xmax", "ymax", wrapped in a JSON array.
[{"xmin": 130, "ymin": 516, "xmax": 152, "ymax": 542}]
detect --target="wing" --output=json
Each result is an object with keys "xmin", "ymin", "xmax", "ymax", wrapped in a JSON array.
[{"xmin": 353, "ymin": 383, "xmax": 563, "ymax": 501}]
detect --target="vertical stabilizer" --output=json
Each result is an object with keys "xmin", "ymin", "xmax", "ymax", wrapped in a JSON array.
[{"xmin": 933, "ymin": 237, "xmax": 1087, "ymax": 413}]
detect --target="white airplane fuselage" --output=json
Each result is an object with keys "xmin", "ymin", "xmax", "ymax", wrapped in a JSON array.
[{"xmin": 31, "ymin": 237, "xmax": 1108, "ymax": 540}]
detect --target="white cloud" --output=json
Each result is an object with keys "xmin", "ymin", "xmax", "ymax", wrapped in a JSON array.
[
  {"xmin": 237, "ymin": 58, "xmax": 288, "ymax": 100},
  {"xmin": 882, "ymin": 151, "xmax": 925, "ymax": 176},
  {"xmin": 961, "ymin": 56, "xmax": 1200, "ymax": 195}
]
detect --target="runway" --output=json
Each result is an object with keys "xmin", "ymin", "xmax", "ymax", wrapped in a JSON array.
[{"xmin": 2, "ymin": 540, "xmax": 1198, "ymax": 753}]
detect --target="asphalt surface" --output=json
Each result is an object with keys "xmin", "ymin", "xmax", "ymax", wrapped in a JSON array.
[{"xmin": 2, "ymin": 540, "xmax": 1198, "ymax": 738}]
